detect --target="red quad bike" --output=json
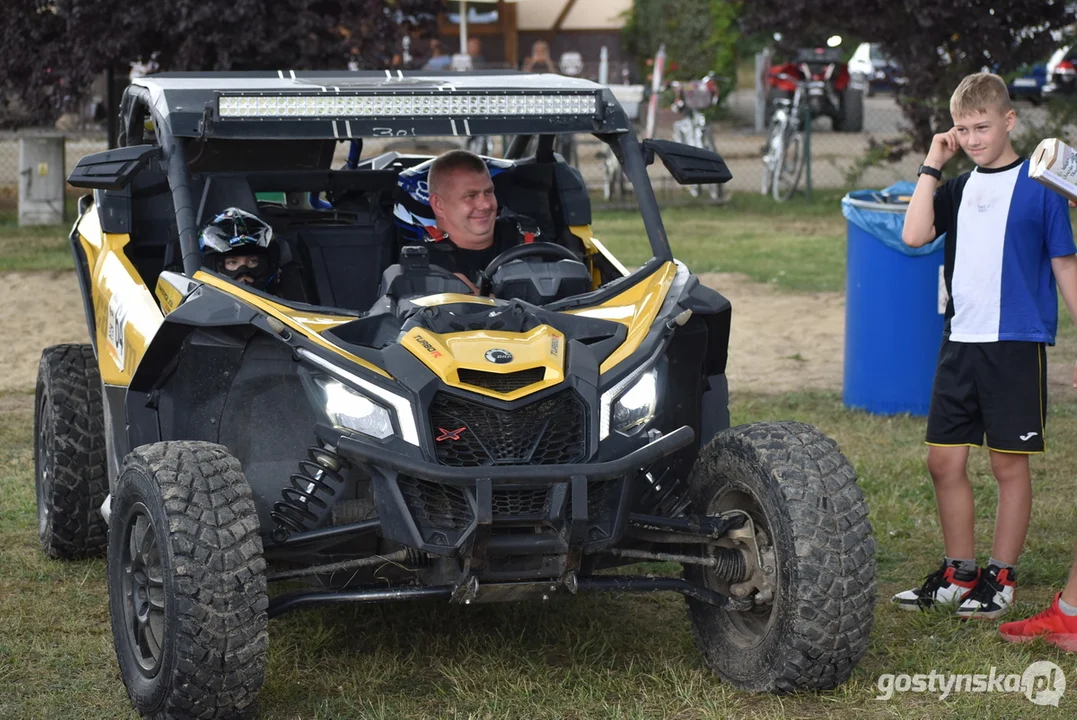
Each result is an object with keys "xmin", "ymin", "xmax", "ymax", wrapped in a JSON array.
[{"xmin": 769, "ymin": 47, "xmax": 863, "ymax": 132}]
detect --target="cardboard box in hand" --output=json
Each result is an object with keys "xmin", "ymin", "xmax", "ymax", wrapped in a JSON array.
[{"xmin": 1030, "ymin": 138, "xmax": 1077, "ymax": 203}]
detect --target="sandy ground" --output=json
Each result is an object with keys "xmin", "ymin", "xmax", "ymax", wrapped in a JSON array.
[
  {"xmin": 698, "ymin": 272, "xmax": 844, "ymax": 394},
  {"xmin": 0, "ymin": 269, "xmax": 848, "ymax": 395},
  {"xmin": 1, "ymin": 272, "xmax": 90, "ymax": 393}
]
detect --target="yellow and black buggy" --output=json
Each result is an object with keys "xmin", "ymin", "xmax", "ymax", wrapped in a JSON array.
[{"xmin": 35, "ymin": 71, "xmax": 875, "ymax": 717}]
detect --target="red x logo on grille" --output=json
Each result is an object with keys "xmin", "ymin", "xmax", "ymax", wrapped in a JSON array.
[{"xmin": 436, "ymin": 426, "xmax": 467, "ymax": 442}]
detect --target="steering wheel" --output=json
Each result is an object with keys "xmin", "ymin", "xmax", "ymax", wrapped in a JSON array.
[{"xmin": 483, "ymin": 242, "xmax": 579, "ymax": 278}]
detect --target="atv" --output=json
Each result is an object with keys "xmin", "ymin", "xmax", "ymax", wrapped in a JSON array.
[
  {"xmin": 769, "ymin": 46, "xmax": 864, "ymax": 132},
  {"xmin": 36, "ymin": 70, "xmax": 875, "ymax": 717}
]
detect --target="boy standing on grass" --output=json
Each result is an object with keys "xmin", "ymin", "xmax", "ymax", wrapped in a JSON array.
[{"xmin": 894, "ymin": 72, "xmax": 1077, "ymax": 619}]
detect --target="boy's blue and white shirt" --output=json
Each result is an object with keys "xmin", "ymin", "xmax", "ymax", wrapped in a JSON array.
[{"xmin": 934, "ymin": 157, "xmax": 1076, "ymax": 344}]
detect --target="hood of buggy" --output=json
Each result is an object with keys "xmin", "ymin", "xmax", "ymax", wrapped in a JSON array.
[{"xmin": 192, "ymin": 262, "xmax": 680, "ymax": 399}]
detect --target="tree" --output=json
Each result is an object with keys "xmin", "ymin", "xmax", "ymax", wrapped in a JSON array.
[
  {"xmin": 623, "ymin": 0, "xmax": 743, "ymax": 95},
  {"xmin": 742, "ymin": 0, "xmax": 1075, "ymax": 152},
  {"xmin": 0, "ymin": 0, "xmax": 443, "ymax": 128}
]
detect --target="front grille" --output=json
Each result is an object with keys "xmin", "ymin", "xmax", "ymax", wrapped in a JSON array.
[
  {"xmin": 457, "ymin": 367, "xmax": 546, "ymax": 394},
  {"xmin": 429, "ymin": 390, "xmax": 587, "ymax": 467},
  {"xmin": 492, "ymin": 487, "xmax": 550, "ymax": 518},
  {"xmin": 566, "ymin": 479, "xmax": 622, "ymax": 525},
  {"xmin": 398, "ymin": 476, "xmax": 473, "ymax": 532}
]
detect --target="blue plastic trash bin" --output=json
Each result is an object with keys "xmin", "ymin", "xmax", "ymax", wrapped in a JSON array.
[{"xmin": 842, "ymin": 183, "xmax": 945, "ymax": 415}]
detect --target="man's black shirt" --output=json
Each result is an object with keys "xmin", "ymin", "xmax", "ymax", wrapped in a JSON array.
[{"xmin": 424, "ymin": 216, "xmax": 525, "ymax": 284}]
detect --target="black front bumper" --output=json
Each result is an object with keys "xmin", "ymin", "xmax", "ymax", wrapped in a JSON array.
[{"xmin": 334, "ymin": 426, "xmax": 695, "ymax": 559}]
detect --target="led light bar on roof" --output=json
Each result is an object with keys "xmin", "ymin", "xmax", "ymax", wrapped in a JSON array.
[{"xmin": 218, "ymin": 93, "xmax": 598, "ymax": 119}]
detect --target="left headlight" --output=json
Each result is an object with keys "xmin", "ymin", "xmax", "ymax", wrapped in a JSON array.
[
  {"xmin": 610, "ymin": 369, "xmax": 658, "ymax": 436},
  {"xmin": 317, "ymin": 377, "xmax": 395, "ymax": 439}
]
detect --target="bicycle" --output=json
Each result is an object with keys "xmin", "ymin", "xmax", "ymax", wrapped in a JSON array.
[
  {"xmin": 760, "ymin": 73, "xmax": 815, "ymax": 202},
  {"xmin": 670, "ymin": 73, "xmax": 726, "ymax": 201}
]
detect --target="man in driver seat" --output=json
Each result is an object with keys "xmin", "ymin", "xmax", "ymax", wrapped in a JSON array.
[{"xmin": 424, "ymin": 150, "xmax": 540, "ymax": 292}]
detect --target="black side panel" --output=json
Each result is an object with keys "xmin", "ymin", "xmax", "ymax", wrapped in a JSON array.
[
  {"xmin": 699, "ymin": 373, "xmax": 730, "ymax": 447},
  {"xmin": 679, "ymin": 275, "xmax": 732, "ymax": 377},
  {"xmin": 216, "ymin": 335, "xmax": 323, "ymax": 533},
  {"xmin": 155, "ymin": 328, "xmax": 247, "ymax": 444}
]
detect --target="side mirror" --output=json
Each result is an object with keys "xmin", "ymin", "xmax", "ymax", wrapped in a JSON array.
[
  {"xmin": 67, "ymin": 144, "xmax": 161, "ymax": 190},
  {"xmin": 641, "ymin": 138, "xmax": 733, "ymax": 185}
]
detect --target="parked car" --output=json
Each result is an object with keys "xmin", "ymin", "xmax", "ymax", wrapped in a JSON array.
[
  {"xmin": 1044, "ymin": 45, "xmax": 1076, "ymax": 98},
  {"xmin": 1008, "ymin": 62, "xmax": 1048, "ymax": 104},
  {"xmin": 847, "ymin": 42, "xmax": 905, "ymax": 97}
]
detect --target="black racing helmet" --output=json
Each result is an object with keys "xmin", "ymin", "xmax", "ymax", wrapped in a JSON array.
[{"xmin": 198, "ymin": 208, "xmax": 278, "ymax": 288}]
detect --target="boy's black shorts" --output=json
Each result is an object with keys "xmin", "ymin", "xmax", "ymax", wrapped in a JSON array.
[{"xmin": 926, "ymin": 340, "xmax": 1047, "ymax": 453}]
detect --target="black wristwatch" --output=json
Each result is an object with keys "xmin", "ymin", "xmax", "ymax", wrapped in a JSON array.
[{"xmin": 917, "ymin": 164, "xmax": 943, "ymax": 180}]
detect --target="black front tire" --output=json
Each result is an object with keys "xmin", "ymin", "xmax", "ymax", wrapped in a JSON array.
[
  {"xmin": 34, "ymin": 344, "xmax": 108, "ymax": 559},
  {"xmin": 684, "ymin": 422, "xmax": 875, "ymax": 692},
  {"xmin": 108, "ymin": 441, "xmax": 268, "ymax": 718}
]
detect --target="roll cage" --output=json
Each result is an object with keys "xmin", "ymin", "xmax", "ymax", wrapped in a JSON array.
[{"xmin": 105, "ymin": 71, "xmax": 679, "ymax": 278}]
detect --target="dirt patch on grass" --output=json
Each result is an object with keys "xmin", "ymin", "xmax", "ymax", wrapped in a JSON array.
[
  {"xmin": 699, "ymin": 273, "xmax": 845, "ymax": 394},
  {"xmin": 0, "ymin": 272, "xmax": 89, "ymax": 394}
]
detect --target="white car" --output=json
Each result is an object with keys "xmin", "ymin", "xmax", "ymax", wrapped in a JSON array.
[{"xmin": 848, "ymin": 42, "xmax": 905, "ymax": 96}]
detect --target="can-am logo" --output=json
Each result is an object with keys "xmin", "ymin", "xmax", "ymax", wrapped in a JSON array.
[{"xmin": 484, "ymin": 348, "xmax": 513, "ymax": 364}]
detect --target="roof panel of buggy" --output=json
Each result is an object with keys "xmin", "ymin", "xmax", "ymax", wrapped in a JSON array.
[{"xmin": 132, "ymin": 71, "xmax": 631, "ymax": 140}]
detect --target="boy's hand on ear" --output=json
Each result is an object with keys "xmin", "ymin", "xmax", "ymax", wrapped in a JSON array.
[{"xmin": 926, "ymin": 128, "xmax": 960, "ymax": 168}]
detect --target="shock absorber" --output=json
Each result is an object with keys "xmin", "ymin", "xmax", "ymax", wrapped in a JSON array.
[{"xmin": 270, "ymin": 445, "xmax": 349, "ymax": 537}]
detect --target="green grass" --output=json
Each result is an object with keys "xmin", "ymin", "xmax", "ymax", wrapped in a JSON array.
[
  {"xmin": 594, "ymin": 190, "xmax": 849, "ymax": 292},
  {"xmin": 0, "ymin": 204, "xmax": 76, "ymax": 272},
  {"xmin": 5, "ymin": 382, "xmax": 1077, "ymax": 718}
]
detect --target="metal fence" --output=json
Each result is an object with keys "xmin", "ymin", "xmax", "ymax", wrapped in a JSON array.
[{"xmin": 0, "ymin": 92, "xmax": 1055, "ymax": 208}]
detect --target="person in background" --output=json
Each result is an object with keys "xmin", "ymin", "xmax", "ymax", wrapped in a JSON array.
[
  {"xmin": 423, "ymin": 38, "xmax": 451, "ymax": 71},
  {"xmin": 522, "ymin": 40, "xmax": 556, "ymax": 73},
  {"xmin": 467, "ymin": 37, "xmax": 486, "ymax": 70}
]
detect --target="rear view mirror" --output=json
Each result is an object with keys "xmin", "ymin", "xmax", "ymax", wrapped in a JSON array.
[
  {"xmin": 67, "ymin": 144, "xmax": 161, "ymax": 190},
  {"xmin": 641, "ymin": 139, "xmax": 732, "ymax": 185}
]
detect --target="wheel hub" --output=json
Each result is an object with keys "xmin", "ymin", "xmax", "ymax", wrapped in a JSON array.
[{"xmin": 122, "ymin": 505, "xmax": 166, "ymax": 677}]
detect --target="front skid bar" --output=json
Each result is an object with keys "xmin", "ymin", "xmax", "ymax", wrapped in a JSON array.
[{"xmin": 267, "ymin": 575, "xmax": 748, "ymax": 618}]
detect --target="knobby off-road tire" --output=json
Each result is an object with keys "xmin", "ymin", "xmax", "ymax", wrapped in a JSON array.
[
  {"xmin": 108, "ymin": 441, "xmax": 268, "ymax": 719},
  {"xmin": 34, "ymin": 344, "xmax": 109, "ymax": 559},
  {"xmin": 684, "ymin": 422, "xmax": 875, "ymax": 692}
]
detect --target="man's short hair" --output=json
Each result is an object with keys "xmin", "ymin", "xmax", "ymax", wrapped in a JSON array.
[
  {"xmin": 428, "ymin": 150, "xmax": 489, "ymax": 196},
  {"xmin": 950, "ymin": 72, "xmax": 1012, "ymax": 117}
]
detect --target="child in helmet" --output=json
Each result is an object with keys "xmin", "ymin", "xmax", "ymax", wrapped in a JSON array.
[{"xmin": 199, "ymin": 208, "xmax": 279, "ymax": 293}]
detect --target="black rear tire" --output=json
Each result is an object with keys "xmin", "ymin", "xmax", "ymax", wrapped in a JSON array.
[
  {"xmin": 684, "ymin": 422, "xmax": 875, "ymax": 692},
  {"xmin": 34, "ymin": 343, "xmax": 108, "ymax": 559},
  {"xmin": 108, "ymin": 441, "xmax": 268, "ymax": 718},
  {"xmin": 835, "ymin": 88, "xmax": 864, "ymax": 132}
]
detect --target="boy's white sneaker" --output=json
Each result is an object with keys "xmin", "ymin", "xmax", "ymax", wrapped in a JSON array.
[
  {"xmin": 956, "ymin": 565, "xmax": 1015, "ymax": 620},
  {"xmin": 892, "ymin": 561, "xmax": 979, "ymax": 611}
]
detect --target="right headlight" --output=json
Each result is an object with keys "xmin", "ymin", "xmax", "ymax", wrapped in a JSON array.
[
  {"xmin": 610, "ymin": 369, "xmax": 658, "ymax": 436},
  {"xmin": 297, "ymin": 348, "xmax": 420, "ymax": 446},
  {"xmin": 316, "ymin": 377, "xmax": 394, "ymax": 439}
]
